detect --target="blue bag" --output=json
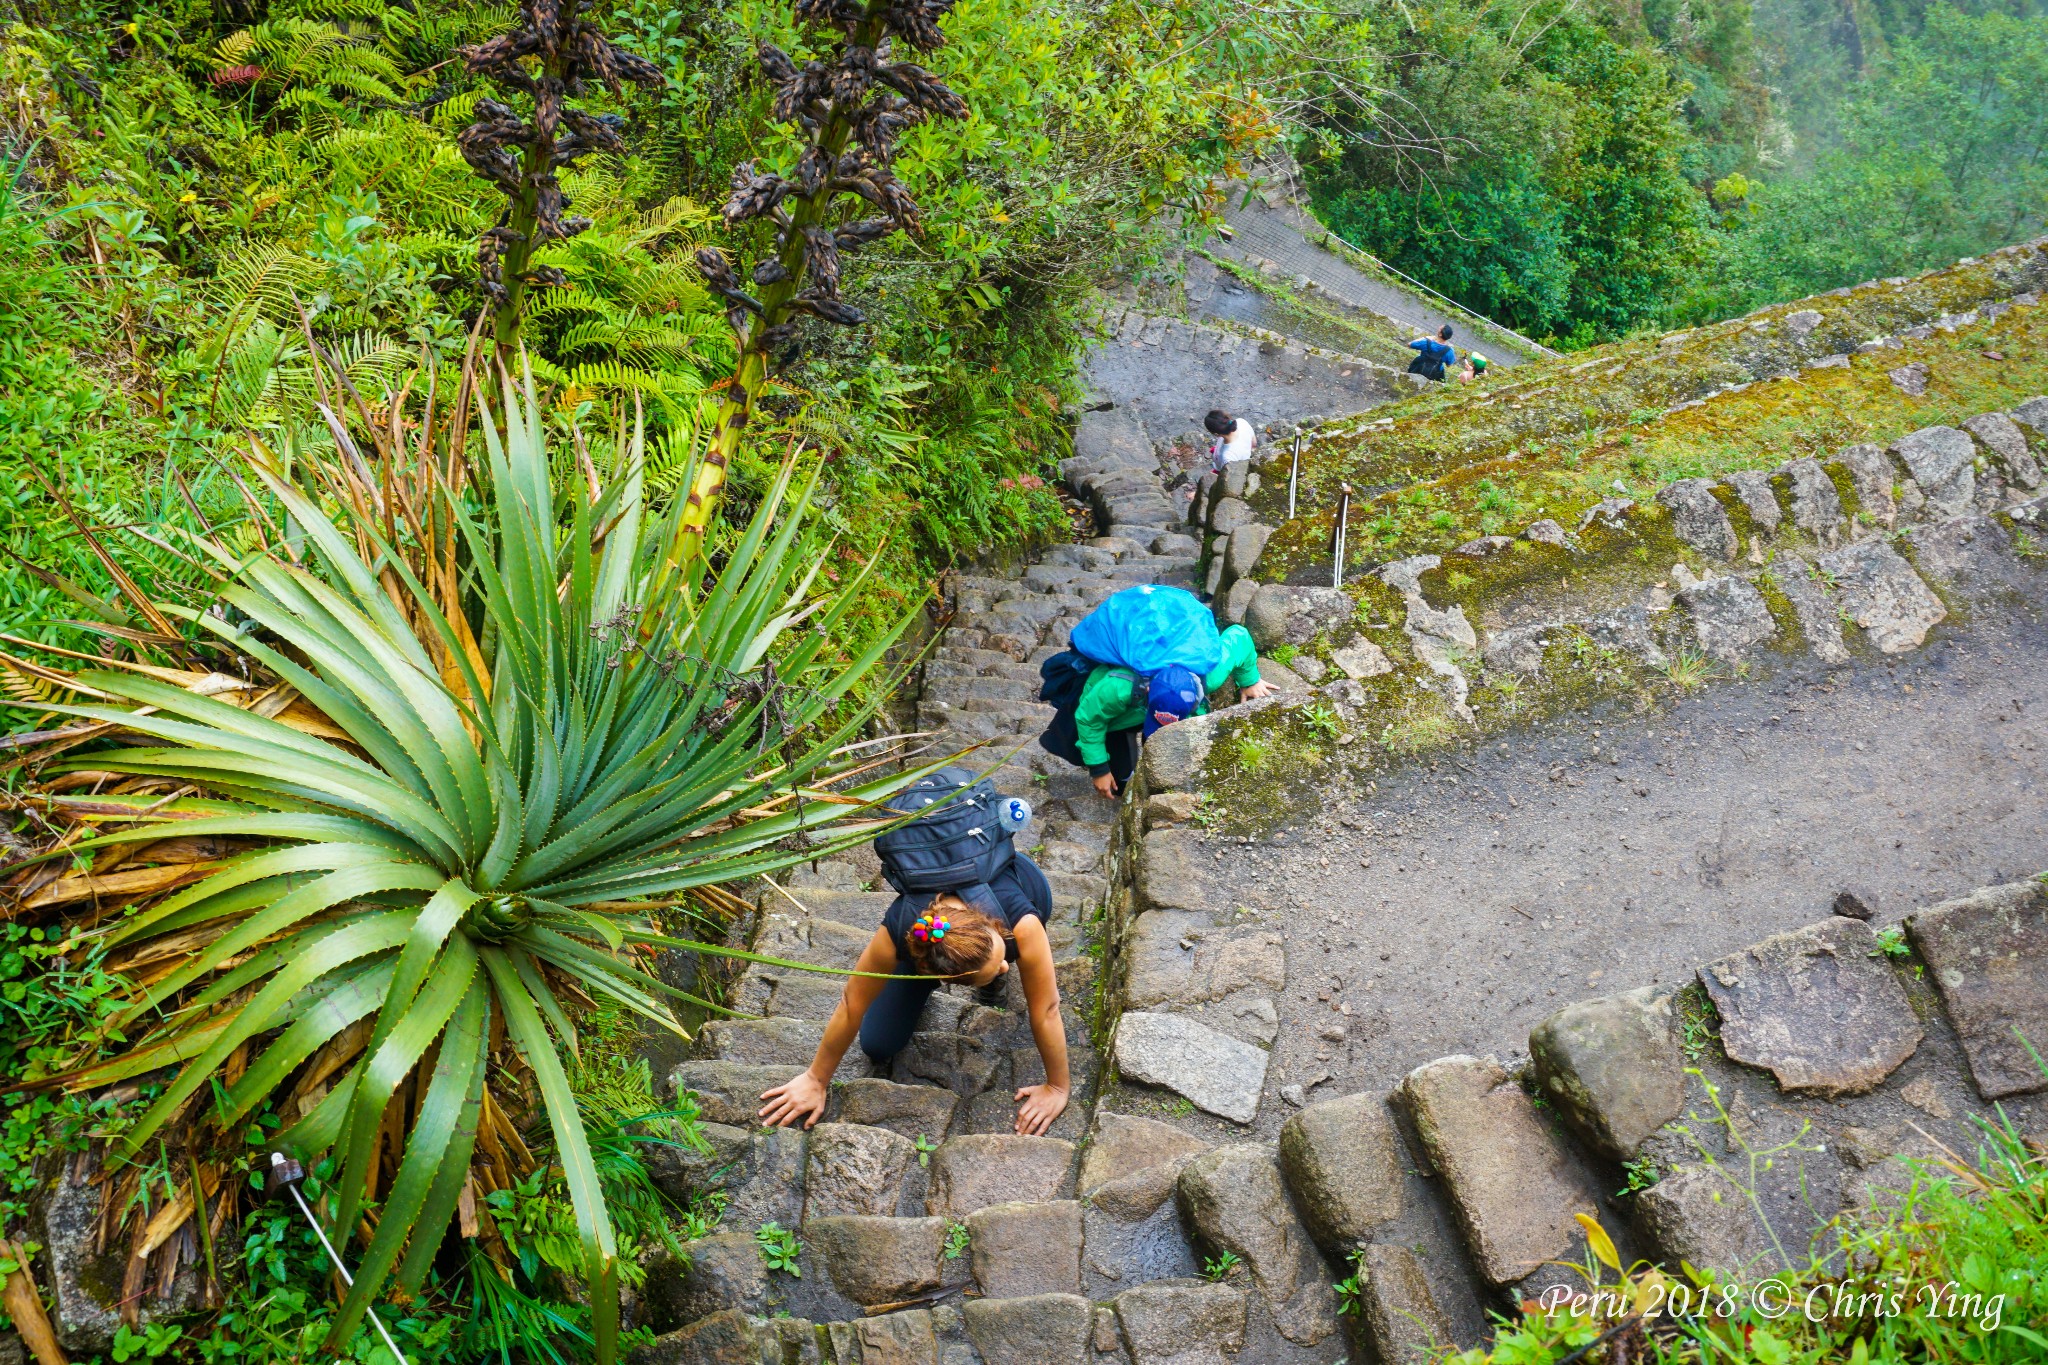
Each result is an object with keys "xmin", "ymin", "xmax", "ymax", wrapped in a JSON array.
[{"xmin": 1068, "ymin": 585, "xmax": 1222, "ymax": 677}]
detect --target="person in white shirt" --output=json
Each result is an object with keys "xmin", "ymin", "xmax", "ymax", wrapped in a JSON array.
[{"xmin": 1205, "ymin": 409, "xmax": 1256, "ymax": 472}]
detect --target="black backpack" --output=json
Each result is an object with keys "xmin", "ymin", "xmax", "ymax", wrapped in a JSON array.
[{"xmin": 875, "ymin": 767, "xmax": 1016, "ymax": 893}]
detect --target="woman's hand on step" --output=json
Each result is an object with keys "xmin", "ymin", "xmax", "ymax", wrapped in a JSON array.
[
  {"xmin": 759, "ymin": 1071, "xmax": 828, "ymax": 1129},
  {"xmin": 1013, "ymin": 1083, "xmax": 1069, "ymax": 1136},
  {"xmin": 1093, "ymin": 772, "xmax": 1118, "ymax": 799}
]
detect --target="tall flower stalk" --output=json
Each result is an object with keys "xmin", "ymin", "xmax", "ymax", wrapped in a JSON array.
[
  {"xmin": 674, "ymin": 0, "xmax": 969, "ymax": 564},
  {"xmin": 457, "ymin": 0, "xmax": 665, "ymax": 349}
]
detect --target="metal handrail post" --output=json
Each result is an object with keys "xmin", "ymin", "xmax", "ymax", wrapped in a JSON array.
[
  {"xmin": 1332, "ymin": 483, "xmax": 1351, "ymax": 588},
  {"xmin": 1287, "ymin": 432, "xmax": 1301, "ymax": 520}
]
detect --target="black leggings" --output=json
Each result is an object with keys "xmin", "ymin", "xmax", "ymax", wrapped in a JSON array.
[
  {"xmin": 858, "ymin": 973, "xmax": 947, "ymax": 1064},
  {"xmin": 1104, "ymin": 727, "xmax": 1141, "ymax": 785}
]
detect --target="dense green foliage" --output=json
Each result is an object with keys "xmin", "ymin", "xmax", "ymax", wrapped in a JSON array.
[{"xmin": 1305, "ymin": 0, "xmax": 2048, "ymax": 346}]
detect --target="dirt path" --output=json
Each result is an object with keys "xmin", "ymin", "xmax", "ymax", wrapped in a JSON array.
[{"xmin": 1216, "ymin": 610, "xmax": 2048, "ymax": 1121}]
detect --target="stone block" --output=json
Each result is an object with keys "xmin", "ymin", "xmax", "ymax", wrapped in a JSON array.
[
  {"xmin": 629, "ymin": 1309, "xmax": 763, "ymax": 1365},
  {"xmin": 966, "ymin": 1200, "xmax": 1083, "ymax": 1297},
  {"xmin": 1678, "ymin": 574, "xmax": 1776, "ymax": 662},
  {"xmin": 1243, "ymin": 584, "xmax": 1355, "ymax": 653},
  {"xmin": 1224, "ymin": 523, "xmax": 1271, "ymax": 581},
  {"xmin": 1657, "ymin": 479, "xmax": 1737, "ymax": 559},
  {"xmin": 1398, "ymin": 1055, "xmax": 1596, "ymax": 1286},
  {"xmin": 1276, "ymin": 1093, "xmax": 1406, "ymax": 1252},
  {"xmin": 1113, "ymin": 1282, "xmax": 1248, "ymax": 1365},
  {"xmin": 1772, "ymin": 458, "xmax": 1844, "ymax": 546},
  {"xmin": 1633, "ymin": 1165, "xmax": 1782, "ymax": 1279},
  {"xmin": 1331, "ymin": 640, "xmax": 1393, "ymax": 680},
  {"xmin": 857, "ymin": 1310, "xmax": 937, "ymax": 1365},
  {"xmin": 1135, "ymin": 827, "xmax": 1221, "ymax": 913},
  {"xmin": 1352, "ymin": 1244, "xmax": 1454, "ymax": 1365},
  {"xmin": 1816, "ymin": 537, "xmax": 1946, "ymax": 653},
  {"xmin": 1137, "ymin": 712, "xmax": 1215, "ymax": 793},
  {"xmin": 1907, "ymin": 880, "xmax": 2048, "ymax": 1099},
  {"xmin": 669, "ymin": 1062, "xmax": 791, "ymax": 1127},
  {"xmin": 1964, "ymin": 413, "xmax": 2043, "ymax": 489},
  {"xmin": 805, "ymin": 1122, "xmax": 917, "ymax": 1218},
  {"xmin": 807, "ymin": 1215, "xmax": 946, "ymax": 1305},
  {"xmin": 697, "ymin": 1017, "xmax": 825, "ymax": 1067},
  {"xmin": 1220, "ymin": 576, "xmax": 1259, "ymax": 625},
  {"xmin": 1081, "ymin": 1113, "xmax": 1213, "ymax": 1224},
  {"xmin": 652, "ymin": 1124, "xmax": 806, "ymax": 1232},
  {"xmin": 1700, "ymin": 917, "xmax": 1923, "ymax": 1097},
  {"xmin": 1123, "ymin": 913, "xmax": 1285, "ymax": 1012},
  {"xmin": 1890, "ymin": 426, "xmax": 1977, "ymax": 518},
  {"xmin": 1828, "ymin": 442, "xmax": 1894, "ymax": 525},
  {"xmin": 925, "ymin": 1134, "xmax": 1075, "ymax": 1215},
  {"xmin": 1726, "ymin": 469, "xmax": 1782, "ymax": 534},
  {"xmin": 1209, "ymin": 497, "xmax": 1252, "ymax": 536},
  {"xmin": 36, "ymin": 1151, "xmax": 203, "ymax": 1354},
  {"xmin": 831, "ymin": 1078, "xmax": 961, "ymax": 1139},
  {"xmin": 1176, "ymin": 1145, "xmax": 1338, "ymax": 1346},
  {"xmin": 963, "ymin": 1293, "xmax": 1093, "ymax": 1365},
  {"xmin": 1529, "ymin": 987, "xmax": 1685, "ymax": 1161},
  {"xmin": 1112, "ymin": 1011, "xmax": 1269, "ymax": 1124},
  {"xmin": 1771, "ymin": 559, "xmax": 1850, "ymax": 664},
  {"xmin": 640, "ymin": 1233, "xmax": 766, "ymax": 1332}
]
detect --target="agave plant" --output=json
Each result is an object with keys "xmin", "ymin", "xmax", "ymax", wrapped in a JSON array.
[{"xmin": 25, "ymin": 364, "xmax": 929, "ymax": 1356}]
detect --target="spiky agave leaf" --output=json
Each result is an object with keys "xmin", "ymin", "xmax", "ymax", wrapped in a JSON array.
[{"xmin": 38, "ymin": 369, "xmax": 936, "ymax": 1356}]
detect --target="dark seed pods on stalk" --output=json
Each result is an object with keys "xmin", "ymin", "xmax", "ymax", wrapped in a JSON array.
[
  {"xmin": 458, "ymin": 0, "xmax": 664, "ymax": 306},
  {"xmin": 701, "ymin": 0, "xmax": 966, "ymax": 355}
]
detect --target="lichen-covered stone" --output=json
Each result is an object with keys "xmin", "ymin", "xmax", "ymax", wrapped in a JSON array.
[
  {"xmin": 667, "ymin": 1062, "xmax": 791, "ymax": 1127},
  {"xmin": 1906, "ymin": 880, "xmax": 2048, "ymax": 1099},
  {"xmin": 1244, "ymin": 584, "xmax": 1355, "ymax": 652},
  {"xmin": 1829, "ymin": 442, "xmax": 1895, "ymax": 525},
  {"xmin": 1816, "ymin": 537, "xmax": 1946, "ymax": 653},
  {"xmin": 1700, "ymin": 917, "xmax": 1923, "ymax": 1097},
  {"xmin": 1678, "ymin": 574, "xmax": 1777, "ymax": 662},
  {"xmin": 1275, "ymin": 1093, "xmax": 1405, "ymax": 1252},
  {"xmin": 856, "ymin": 1310, "xmax": 937, "ymax": 1365},
  {"xmin": 1890, "ymin": 426, "xmax": 1977, "ymax": 517},
  {"xmin": 1657, "ymin": 479, "xmax": 1737, "ymax": 559},
  {"xmin": 1398, "ymin": 1055, "xmax": 1597, "ymax": 1286},
  {"xmin": 1779, "ymin": 457, "xmax": 1846, "ymax": 543},
  {"xmin": 629, "ymin": 1309, "xmax": 764, "ymax": 1365},
  {"xmin": 1726, "ymin": 470, "xmax": 1782, "ymax": 534},
  {"xmin": 1771, "ymin": 559, "xmax": 1851, "ymax": 664},
  {"xmin": 1176, "ymin": 1145, "xmax": 1340, "ymax": 1346},
  {"xmin": 1529, "ymin": 987, "xmax": 1684, "ymax": 1161},
  {"xmin": 1964, "ymin": 413, "xmax": 2044, "ymax": 489}
]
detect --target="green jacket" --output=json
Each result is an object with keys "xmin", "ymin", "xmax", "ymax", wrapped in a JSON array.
[{"xmin": 1073, "ymin": 624, "xmax": 1261, "ymax": 774}]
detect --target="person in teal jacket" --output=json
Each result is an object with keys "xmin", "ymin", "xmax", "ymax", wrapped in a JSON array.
[{"xmin": 1076, "ymin": 623, "xmax": 1275, "ymax": 798}]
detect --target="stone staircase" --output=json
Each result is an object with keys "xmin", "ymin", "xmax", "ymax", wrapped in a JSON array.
[{"xmin": 631, "ymin": 409, "xmax": 1312, "ymax": 1364}]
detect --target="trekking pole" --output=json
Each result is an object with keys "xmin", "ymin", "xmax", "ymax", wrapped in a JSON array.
[
  {"xmin": 1287, "ymin": 431, "xmax": 1301, "ymax": 520},
  {"xmin": 268, "ymin": 1153, "xmax": 412, "ymax": 1365},
  {"xmin": 1332, "ymin": 483, "xmax": 1352, "ymax": 588}
]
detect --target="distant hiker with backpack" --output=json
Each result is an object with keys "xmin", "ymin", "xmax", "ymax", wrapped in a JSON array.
[
  {"xmin": 1205, "ymin": 408, "xmax": 1257, "ymax": 472},
  {"xmin": 1038, "ymin": 584, "xmax": 1277, "ymax": 799},
  {"xmin": 758, "ymin": 770, "xmax": 1073, "ymax": 1136},
  {"xmin": 1407, "ymin": 324, "xmax": 1457, "ymax": 382}
]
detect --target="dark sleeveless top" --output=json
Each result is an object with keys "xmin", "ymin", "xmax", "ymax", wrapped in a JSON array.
[{"xmin": 881, "ymin": 851, "xmax": 1051, "ymax": 963}]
